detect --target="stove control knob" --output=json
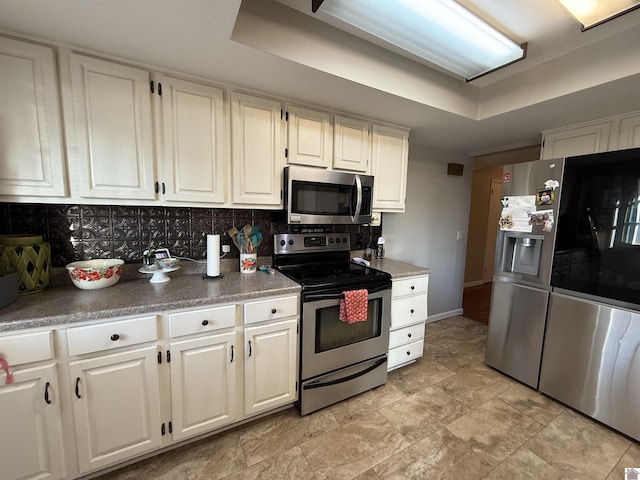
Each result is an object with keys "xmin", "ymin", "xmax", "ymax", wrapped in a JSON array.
[
  {"xmin": 288, "ymin": 240, "xmax": 294, "ymax": 245},
  {"xmin": 329, "ymin": 238, "xmax": 334, "ymax": 243},
  {"xmin": 342, "ymin": 237, "xmax": 347, "ymax": 243},
  {"xmin": 335, "ymin": 238, "xmax": 341, "ymax": 243},
  {"xmin": 280, "ymin": 240, "xmax": 286, "ymax": 246}
]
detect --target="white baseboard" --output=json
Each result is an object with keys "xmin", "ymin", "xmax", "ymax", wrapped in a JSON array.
[
  {"xmin": 427, "ymin": 309, "xmax": 463, "ymax": 323},
  {"xmin": 463, "ymin": 280, "xmax": 485, "ymax": 288}
]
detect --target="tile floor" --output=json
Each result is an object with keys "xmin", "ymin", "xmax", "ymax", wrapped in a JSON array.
[{"xmin": 97, "ymin": 316, "xmax": 639, "ymax": 480}]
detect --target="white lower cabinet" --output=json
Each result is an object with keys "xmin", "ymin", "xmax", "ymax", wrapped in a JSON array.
[
  {"xmin": 2, "ymin": 294, "xmax": 299, "ymax": 480},
  {"xmin": 242, "ymin": 295, "xmax": 298, "ymax": 416},
  {"xmin": 66, "ymin": 315, "xmax": 162, "ymax": 475},
  {"xmin": 169, "ymin": 331, "xmax": 238, "ymax": 441},
  {"xmin": 244, "ymin": 318, "xmax": 298, "ymax": 416},
  {"xmin": 0, "ymin": 330, "xmax": 65, "ymax": 480},
  {"xmin": 387, "ymin": 275, "xmax": 429, "ymax": 371},
  {"xmin": 167, "ymin": 304, "xmax": 239, "ymax": 441}
]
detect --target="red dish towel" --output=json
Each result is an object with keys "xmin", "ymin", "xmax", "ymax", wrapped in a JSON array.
[{"xmin": 339, "ymin": 289, "xmax": 369, "ymax": 324}]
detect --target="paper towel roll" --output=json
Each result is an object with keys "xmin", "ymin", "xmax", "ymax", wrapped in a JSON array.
[{"xmin": 207, "ymin": 234, "xmax": 220, "ymax": 277}]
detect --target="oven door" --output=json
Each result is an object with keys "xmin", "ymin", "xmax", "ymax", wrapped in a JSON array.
[{"xmin": 301, "ymin": 284, "xmax": 391, "ymax": 380}]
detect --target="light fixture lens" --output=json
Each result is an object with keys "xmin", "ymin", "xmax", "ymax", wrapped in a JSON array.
[
  {"xmin": 319, "ymin": 0, "xmax": 524, "ymax": 79},
  {"xmin": 558, "ymin": 0, "xmax": 640, "ymax": 28}
]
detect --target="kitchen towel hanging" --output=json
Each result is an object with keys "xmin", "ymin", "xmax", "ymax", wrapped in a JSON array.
[{"xmin": 339, "ymin": 289, "xmax": 368, "ymax": 324}]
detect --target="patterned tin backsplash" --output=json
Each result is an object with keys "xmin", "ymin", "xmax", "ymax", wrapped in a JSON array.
[{"xmin": 0, "ymin": 204, "xmax": 382, "ymax": 267}]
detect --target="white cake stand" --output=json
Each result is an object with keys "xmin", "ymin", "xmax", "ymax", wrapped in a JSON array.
[{"xmin": 138, "ymin": 265, "xmax": 180, "ymax": 283}]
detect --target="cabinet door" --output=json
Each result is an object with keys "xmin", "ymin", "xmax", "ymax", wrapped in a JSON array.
[
  {"xmin": 169, "ymin": 331, "xmax": 237, "ymax": 441},
  {"xmin": 540, "ymin": 122, "xmax": 611, "ymax": 159},
  {"xmin": 333, "ymin": 115, "xmax": 370, "ymax": 172},
  {"xmin": 231, "ymin": 92, "xmax": 283, "ymax": 206},
  {"xmin": 158, "ymin": 74, "xmax": 226, "ymax": 204},
  {"xmin": 617, "ymin": 114, "xmax": 640, "ymax": 150},
  {"xmin": 0, "ymin": 37, "xmax": 66, "ymax": 198},
  {"xmin": 69, "ymin": 345, "xmax": 162, "ymax": 474},
  {"xmin": 286, "ymin": 104, "xmax": 332, "ymax": 168},
  {"xmin": 67, "ymin": 53, "xmax": 155, "ymax": 200},
  {"xmin": 0, "ymin": 363, "xmax": 65, "ymax": 480},
  {"xmin": 371, "ymin": 124, "xmax": 409, "ymax": 212},
  {"xmin": 244, "ymin": 319, "xmax": 297, "ymax": 416}
]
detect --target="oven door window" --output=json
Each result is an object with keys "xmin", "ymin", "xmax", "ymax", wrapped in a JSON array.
[
  {"xmin": 315, "ymin": 297, "xmax": 382, "ymax": 353},
  {"xmin": 292, "ymin": 180, "xmax": 352, "ymax": 215}
]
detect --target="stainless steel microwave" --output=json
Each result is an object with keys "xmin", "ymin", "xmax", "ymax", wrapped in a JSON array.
[{"xmin": 284, "ymin": 166, "xmax": 374, "ymax": 224}]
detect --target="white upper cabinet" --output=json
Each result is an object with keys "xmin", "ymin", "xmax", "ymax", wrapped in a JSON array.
[
  {"xmin": 231, "ymin": 92, "xmax": 284, "ymax": 207},
  {"xmin": 285, "ymin": 104, "xmax": 332, "ymax": 168},
  {"xmin": 66, "ymin": 53, "xmax": 156, "ymax": 200},
  {"xmin": 540, "ymin": 121, "xmax": 612, "ymax": 159},
  {"xmin": 0, "ymin": 36, "xmax": 66, "ymax": 198},
  {"xmin": 333, "ymin": 115, "xmax": 370, "ymax": 172},
  {"xmin": 157, "ymin": 74, "xmax": 226, "ymax": 204},
  {"xmin": 371, "ymin": 124, "xmax": 409, "ymax": 212}
]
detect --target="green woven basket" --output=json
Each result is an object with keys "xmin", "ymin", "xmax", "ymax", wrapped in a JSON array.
[{"xmin": 0, "ymin": 234, "xmax": 51, "ymax": 294}]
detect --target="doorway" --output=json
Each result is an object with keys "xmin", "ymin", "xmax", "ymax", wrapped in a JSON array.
[{"xmin": 462, "ymin": 145, "xmax": 540, "ymax": 324}]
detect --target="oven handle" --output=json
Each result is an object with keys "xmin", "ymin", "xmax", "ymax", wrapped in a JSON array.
[
  {"xmin": 303, "ymin": 284, "xmax": 390, "ymax": 302},
  {"xmin": 303, "ymin": 357, "xmax": 387, "ymax": 390}
]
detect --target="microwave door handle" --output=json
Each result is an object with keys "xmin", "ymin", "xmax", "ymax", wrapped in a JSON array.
[{"xmin": 351, "ymin": 175, "xmax": 363, "ymax": 223}]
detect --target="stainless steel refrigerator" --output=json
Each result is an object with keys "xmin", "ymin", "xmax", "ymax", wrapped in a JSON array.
[{"xmin": 485, "ymin": 158, "xmax": 564, "ymax": 388}]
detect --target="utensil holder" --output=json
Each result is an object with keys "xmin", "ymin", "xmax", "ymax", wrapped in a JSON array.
[{"xmin": 240, "ymin": 253, "xmax": 257, "ymax": 273}]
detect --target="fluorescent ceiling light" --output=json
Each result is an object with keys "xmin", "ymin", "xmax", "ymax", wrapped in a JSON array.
[
  {"xmin": 558, "ymin": 0, "xmax": 640, "ymax": 30},
  {"xmin": 315, "ymin": 0, "xmax": 525, "ymax": 81}
]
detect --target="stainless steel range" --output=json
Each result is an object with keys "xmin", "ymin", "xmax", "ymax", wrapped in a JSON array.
[{"xmin": 272, "ymin": 233, "xmax": 392, "ymax": 415}]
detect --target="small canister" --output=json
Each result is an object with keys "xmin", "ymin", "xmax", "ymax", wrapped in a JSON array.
[
  {"xmin": 375, "ymin": 236, "xmax": 386, "ymax": 259},
  {"xmin": 0, "ymin": 234, "xmax": 51, "ymax": 294}
]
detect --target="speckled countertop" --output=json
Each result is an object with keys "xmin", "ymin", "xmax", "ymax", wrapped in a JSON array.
[
  {"xmin": 364, "ymin": 258, "xmax": 432, "ymax": 279},
  {"xmin": 0, "ymin": 267, "xmax": 300, "ymax": 332},
  {"xmin": 0, "ymin": 257, "xmax": 430, "ymax": 332}
]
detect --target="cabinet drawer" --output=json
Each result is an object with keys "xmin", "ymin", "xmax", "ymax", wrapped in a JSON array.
[
  {"xmin": 244, "ymin": 296, "xmax": 298, "ymax": 325},
  {"xmin": 388, "ymin": 339, "xmax": 424, "ymax": 369},
  {"xmin": 391, "ymin": 294, "xmax": 427, "ymax": 329},
  {"xmin": 169, "ymin": 304, "xmax": 237, "ymax": 338},
  {"xmin": 389, "ymin": 323, "xmax": 424, "ymax": 349},
  {"xmin": 67, "ymin": 316, "xmax": 159, "ymax": 356},
  {"xmin": 0, "ymin": 330, "xmax": 53, "ymax": 366},
  {"xmin": 392, "ymin": 276, "xmax": 428, "ymax": 298}
]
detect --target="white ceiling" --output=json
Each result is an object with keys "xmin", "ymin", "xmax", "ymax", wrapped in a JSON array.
[{"xmin": 1, "ymin": 0, "xmax": 640, "ymax": 157}]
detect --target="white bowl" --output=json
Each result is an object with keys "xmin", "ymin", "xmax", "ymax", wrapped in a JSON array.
[{"xmin": 66, "ymin": 259, "xmax": 124, "ymax": 290}]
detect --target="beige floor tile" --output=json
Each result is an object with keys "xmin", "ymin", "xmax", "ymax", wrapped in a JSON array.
[
  {"xmin": 426, "ymin": 324, "xmax": 487, "ymax": 344},
  {"xmin": 373, "ymin": 428, "xmax": 493, "ymax": 480},
  {"xmin": 239, "ymin": 407, "xmax": 340, "ymax": 466},
  {"xmin": 497, "ymin": 382, "xmax": 565, "ymax": 425},
  {"xmin": 379, "ymin": 385, "xmax": 469, "ymax": 443},
  {"xmin": 525, "ymin": 409, "xmax": 631, "ymax": 480},
  {"xmin": 387, "ymin": 357, "xmax": 456, "ymax": 396},
  {"xmin": 353, "ymin": 469, "xmax": 382, "ymax": 480},
  {"xmin": 606, "ymin": 443, "xmax": 640, "ymax": 480},
  {"xmin": 97, "ymin": 429, "xmax": 246, "ymax": 480},
  {"xmin": 423, "ymin": 340, "xmax": 486, "ymax": 372},
  {"xmin": 325, "ymin": 381, "xmax": 406, "ymax": 425},
  {"xmin": 438, "ymin": 363, "xmax": 514, "ymax": 409},
  {"xmin": 480, "ymin": 448, "xmax": 566, "ymax": 480},
  {"xmin": 300, "ymin": 412, "xmax": 410, "ymax": 480},
  {"xmin": 223, "ymin": 446, "xmax": 314, "ymax": 480},
  {"xmin": 446, "ymin": 397, "xmax": 543, "ymax": 466}
]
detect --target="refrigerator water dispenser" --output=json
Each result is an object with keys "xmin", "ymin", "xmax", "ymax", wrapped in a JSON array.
[{"xmin": 500, "ymin": 233, "xmax": 543, "ymax": 277}]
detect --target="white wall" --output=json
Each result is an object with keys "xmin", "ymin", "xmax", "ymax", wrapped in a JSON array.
[{"xmin": 383, "ymin": 145, "xmax": 472, "ymax": 321}]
